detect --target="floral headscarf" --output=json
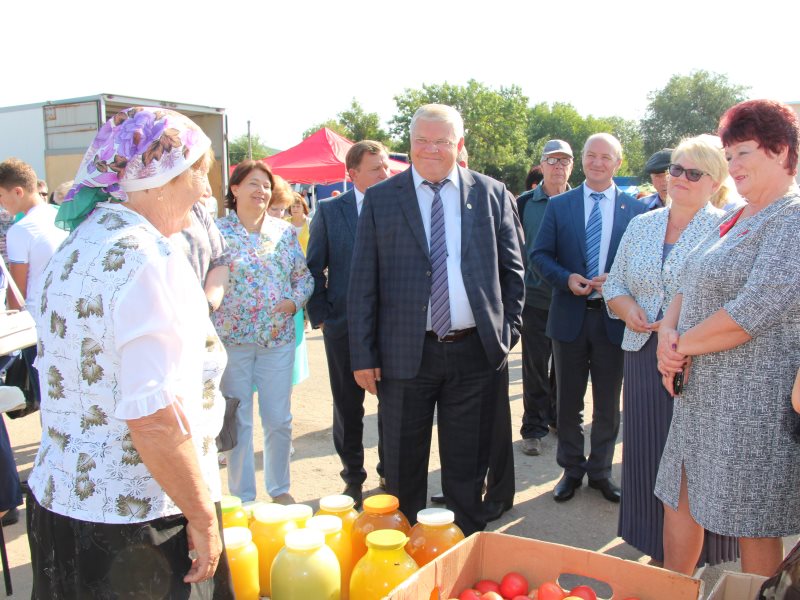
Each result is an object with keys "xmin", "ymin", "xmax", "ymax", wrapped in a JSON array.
[{"xmin": 56, "ymin": 107, "xmax": 212, "ymax": 231}]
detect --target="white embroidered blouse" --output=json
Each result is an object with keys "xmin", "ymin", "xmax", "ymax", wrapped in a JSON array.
[{"xmin": 28, "ymin": 203, "xmax": 226, "ymax": 524}]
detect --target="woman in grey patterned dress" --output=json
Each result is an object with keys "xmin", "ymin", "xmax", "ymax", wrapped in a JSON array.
[{"xmin": 656, "ymin": 99, "xmax": 800, "ymax": 576}]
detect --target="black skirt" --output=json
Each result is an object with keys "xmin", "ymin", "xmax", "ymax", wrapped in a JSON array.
[
  {"xmin": 618, "ymin": 333, "xmax": 739, "ymax": 564},
  {"xmin": 27, "ymin": 494, "xmax": 234, "ymax": 600}
]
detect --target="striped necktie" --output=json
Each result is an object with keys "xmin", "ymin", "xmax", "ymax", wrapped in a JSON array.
[
  {"xmin": 586, "ymin": 192, "xmax": 604, "ymax": 279},
  {"xmin": 423, "ymin": 179, "xmax": 451, "ymax": 338}
]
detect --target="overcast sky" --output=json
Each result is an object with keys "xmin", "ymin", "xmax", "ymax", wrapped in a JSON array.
[{"xmin": 4, "ymin": 0, "xmax": 798, "ymax": 150}]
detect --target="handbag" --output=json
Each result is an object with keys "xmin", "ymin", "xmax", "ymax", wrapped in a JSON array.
[
  {"xmin": 0, "ymin": 258, "xmax": 37, "ymax": 355},
  {"xmin": 215, "ymin": 395, "xmax": 241, "ymax": 452},
  {"xmin": 1, "ymin": 349, "xmax": 40, "ymax": 419}
]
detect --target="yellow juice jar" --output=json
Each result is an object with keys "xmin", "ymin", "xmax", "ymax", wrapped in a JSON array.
[
  {"xmin": 307, "ymin": 515, "xmax": 353, "ymax": 600},
  {"xmin": 350, "ymin": 495, "xmax": 410, "ymax": 566},
  {"xmin": 222, "ymin": 526, "xmax": 259, "ymax": 600},
  {"xmin": 219, "ymin": 495, "xmax": 248, "ymax": 530},
  {"xmin": 284, "ymin": 503, "xmax": 313, "ymax": 528},
  {"xmin": 271, "ymin": 528, "xmax": 340, "ymax": 600},
  {"xmin": 249, "ymin": 504, "xmax": 297, "ymax": 597},
  {"xmin": 349, "ymin": 529, "xmax": 418, "ymax": 600},
  {"xmin": 405, "ymin": 508, "xmax": 464, "ymax": 566}
]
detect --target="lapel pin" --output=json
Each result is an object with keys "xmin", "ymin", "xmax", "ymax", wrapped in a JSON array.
[
  {"xmin": 466, "ymin": 203, "xmax": 472, "ymax": 209},
  {"xmin": 621, "ymin": 204, "xmax": 626, "ymax": 209}
]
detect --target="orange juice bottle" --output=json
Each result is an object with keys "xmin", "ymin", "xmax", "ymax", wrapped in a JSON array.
[
  {"xmin": 271, "ymin": 528, "xmax": 341, "ymax": 600},
  {"xmin": 222, "ymin": 526, "xmax": 260, "ymax": 600},
  {"xmin": 307, "ymin": 515, "xmax": 353, "ymax": 600},
  {"xmin": 250, "ymin": 504, "xmax": 298, "ymax": 597},
  {"xmin": 405, "ymin": 508, "xmax": 464, "ymax": 566},
  {"xmin": 351, "ymin": 495, "xmax": 410, "ymax": 566},
  {"xmin": 220, "ymin": 495, "xmax": 248, "ymax": 529},
  {"xmin": 350, "ymin": 529, "xmax": 418, "ymax": 600},
  {"xmin": 317, "ymin": 494, "xmax": 359, "ymax": 538},
  {"xmin": 285, "ymin": 503, "xmax": 313, "ymax": 528}
]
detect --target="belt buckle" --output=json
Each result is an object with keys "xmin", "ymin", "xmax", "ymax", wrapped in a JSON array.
[{"xmin": 438, "ymin": 333, "xmax": 454, "ymax": 343}]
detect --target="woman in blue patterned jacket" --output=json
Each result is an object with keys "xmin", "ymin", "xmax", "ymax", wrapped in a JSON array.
[{"xmin": 604, "ymin": 135, "xmax": 738, "ymax": 566}]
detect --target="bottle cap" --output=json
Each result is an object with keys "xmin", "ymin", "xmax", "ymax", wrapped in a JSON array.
[
  {"xmin": 362, "ymin": 494, "xmax": 400, "ymax": 514},
  {"xmin": 285, "ymin": 528, "xmax": 325, "ymax": 551},
  {"xmin": 253, "ymin": 504, "xmax": 289, "ymax": 524},
  {"xmin": 365, "ymin": 529, "xmax": 408, "ymax": 549},
  {"xmin": 306, "ymin": 515, "xmax": 343, "ymax": 535},
  {"xmin": 319, "ymin": 494, "xmax": 356, "ymax": 512},
  {"xmin": 416, "ymin": 507, "xmax": 456, "ymax": 526},
  {"xmin": 222, "ymin": 526, "xmax": 252, "ymax": 549},
  {"xmin": 285, "ymin": 504, "xmax": 313, "ymax": 522},
  {"xmin": 241, "ymin": 500, "xmax": 265, "ymax": 519},
  {"xmin": 219, "ymin": 495, "xmax": 242, "ymax": 514}
]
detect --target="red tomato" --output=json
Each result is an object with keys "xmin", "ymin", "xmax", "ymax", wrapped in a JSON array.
[
  {"xmin": 537, "ymin": 581, "xmax": 566, "ymax": 600},
  {"xmin": 475, "ymin": 580, "xmax": 501, "ymax": 594},
  {"xmin": 459, "ymin": 590, "xmax": 482, "ymax": 600},
  {"xmin": 481, "ymin": 593, "xmax": 504, "ymax": 600},
  {"xmin": 500, "ymin": 572, "xmax": 529, "ymax": 598},
  {"xmin": 568, "ymin": 586, "xmax": 597, "ymax": 600},
  {"xmin": 512, "ymin": 596, "xmax": 530, "ymax": 600}
]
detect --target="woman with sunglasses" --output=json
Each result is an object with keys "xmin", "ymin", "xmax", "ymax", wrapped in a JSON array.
[
  {"xmin": 656, "ymin": 99, "xmax": 800, "ymax": 576},
  {"xmin": 605, "ymin": 135, "xmax": 738, "ymax": 567}
]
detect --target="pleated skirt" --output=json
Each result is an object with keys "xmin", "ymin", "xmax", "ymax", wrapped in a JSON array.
[{"xmin": 618, "ymin": 333, "xmax": 739, "ymax": 564}]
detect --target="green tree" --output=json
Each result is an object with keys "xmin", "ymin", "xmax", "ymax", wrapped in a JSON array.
[
  {"xmin": 390, "ymin": 80, "xmax": 530, "ymax": 192},
  {"xmin": 302, "ymin": 100, "xmax": 391, "ymax": 145},
  {"xmin": 228, "ymin": 133, "xmax": 276, "ymax": 165},
  {"xmin": 640, "ymin": 70, "xmax": 749, "ymax": 158}
]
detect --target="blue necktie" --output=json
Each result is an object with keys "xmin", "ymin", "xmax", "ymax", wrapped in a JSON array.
[
  {"xmin": 586, "ymin": 192, "xmax": 604, "ymax": 279},
  {"xmin": 424, "ymin": 179, "xmax": 451, "ymax": 338}
]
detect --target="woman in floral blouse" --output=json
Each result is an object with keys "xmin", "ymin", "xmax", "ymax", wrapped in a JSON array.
[{"xmin": 214, "ymin": 161, "xmax": 313, "ymax": 505}]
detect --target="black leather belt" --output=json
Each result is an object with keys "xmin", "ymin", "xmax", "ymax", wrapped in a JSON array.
[
  {"xmin": 426, "ymin": 327, "xmax": 477, "ymax": 342},
  {"xmin": 585, "ymin": 298, "xmax": 605, "ymax": 310}
]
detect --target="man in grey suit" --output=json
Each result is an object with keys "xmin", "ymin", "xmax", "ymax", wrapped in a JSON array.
[
  {"xmin": 306, "ymin": 141, "xmax": 391, "ymax": 508},
  {"xmin": 532, "ymin": 133, "xmax": 647, "ymax": 503},
  {"xmin": 348, "ymin": 104, "xmax": 525, "ymax": 535}
]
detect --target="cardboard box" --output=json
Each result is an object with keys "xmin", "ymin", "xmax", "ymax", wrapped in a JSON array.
[
  {"xmin": 706, "ymin": 572, "xmax": 767, "ymax": 600},
  {"xmin": 388, "ymin": 532, "xmax": 703, "ymax": 600}
]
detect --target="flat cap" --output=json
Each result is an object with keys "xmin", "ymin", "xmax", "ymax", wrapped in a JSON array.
[
  {"xmin": 542, "ymin": 139, "xmax": 573, "ymax": 159},
  {"xmin": 645, "ymin": 149, "xmax": 673, "ymax": 174}
]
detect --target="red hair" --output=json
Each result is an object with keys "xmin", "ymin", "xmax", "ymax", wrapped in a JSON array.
[{"xmin": 718, "ymin": 99, "xmax": 800, "ymax": 176}]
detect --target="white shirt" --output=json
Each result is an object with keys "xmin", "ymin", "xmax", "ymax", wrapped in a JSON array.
[
  {"xmin": 354, "ymin": 187, "xmax": 365, "ymax": 216},
  {"xmin": 411, "ymin": 165, "xmax": 475, "ymax": 331},
  {"xmin": 582, "ymin": 182, "xmax": 616, "ymax": 275},
  {"xmin": 7, "ymin": 203, "xmax": 68, "ymax": 298}
]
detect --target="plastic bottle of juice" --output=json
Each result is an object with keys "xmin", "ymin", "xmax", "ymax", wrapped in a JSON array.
[
  {"xmin": 307, "ymin": 515, "xmax": 353, "ymax": 600},
  {"xmin": 350, "ymin": 529, "xmax": 418, "ymax": 600},
  {"xmin": 219, "ymin": 495, "xmax": 248, "ymax": 530},
  {"xmin": 285, "ymin": 503, "xmax": 313, "ymax": 528},
  {"xmin": 405, "ymin": 508, "xmax": 465, "ymax": 566},
  {"xmin": 222, "ymin": 526, "xmax": 260, "ymax": 600},
  {"xmin": 351, "ymin": 494, "xmax": 410, "ymax": 565},
  {"xmin": 249, "ymin": 504, "xmax": 298, "ymax": 597},
  {"xmin": 271, "ymin": 528, "xmax": 341, "ymax": 600}
]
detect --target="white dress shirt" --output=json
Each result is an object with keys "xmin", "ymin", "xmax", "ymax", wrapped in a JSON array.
[
  {"xmin": 354, "ymin": 187, "xmax": 365, "ymax": 215},
  {"xmin": 582, "ymin": 182, "xmax": 616, "ymax": 274},
  {"xmin": 411, "ymin": 165, "xmax": 475, "ymax": 331}
]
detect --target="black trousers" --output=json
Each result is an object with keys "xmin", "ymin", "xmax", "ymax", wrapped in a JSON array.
[
  {"xmin": 552, "ymin": 308, "xmax": 623, "ymax": 481},
  {"xmin": 484, "ymin": 364, "xmax": 515, "ymax": 505},
  {"xmin": 520, "ymin": 304, "xmax": 557, "ymax": 439},
  {"xmin": 377, "ymin": 332, "xmax": 498, "ymax": 536},
  {"xmin": 323, "ymin": 330, "xmax": 383, "ymax": 485}
]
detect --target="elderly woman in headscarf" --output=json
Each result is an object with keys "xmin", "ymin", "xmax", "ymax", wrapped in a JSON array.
[{"xmin": 26, "ymin": 107, "xmax": 233, "ymax": 599}]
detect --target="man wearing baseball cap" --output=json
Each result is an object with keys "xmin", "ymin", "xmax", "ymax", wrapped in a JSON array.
[
  {"xmin": 642, "ymin": 148, "xmax": 672, "ymax": 210},
  {"xmin": 517, "ymin": 140, "xmax": 573, "ymax": 456}
]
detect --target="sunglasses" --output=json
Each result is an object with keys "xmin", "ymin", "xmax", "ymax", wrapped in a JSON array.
[{"xmin": 668, "ymin": 163, "xmax": 709, "ymax": 183}]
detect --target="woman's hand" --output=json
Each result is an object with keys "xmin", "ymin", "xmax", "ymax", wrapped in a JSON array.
[
  {"xmin": 624, "ymin": 303, "xmax": 651, "ymax": 333},
  {"xmin": 657, "ymin": 326, "xmax": 688, "ymax": 376},
  {"xmin": 661, "ymin": 357, "xmax": 692, "ymax": 396},
  {"xmin": 273, "ymin": 299, "xmax": 297, "ymax": 315},
  {"xmin": 184, "ymin": 515, "xmax": 223, "ymax": 583}
]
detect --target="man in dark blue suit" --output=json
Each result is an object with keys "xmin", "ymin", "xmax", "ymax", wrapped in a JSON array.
[
  {"xmin": 348, "ymin": 104, "xmax": 525, "ymax": 535},
  {"xmin": 532, "ymin": 133, "xmax": 647, "ymax": 503},
  {"xmin": 306, "ymin": 141, "xmax": 391, "ymax": 508}
]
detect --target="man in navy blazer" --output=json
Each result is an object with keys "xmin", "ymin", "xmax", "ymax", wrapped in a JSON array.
[
  {"xmin": 306, "ymin": 141, "xmax": 392, "ymax": 508},
  {"xmin": 347, "ymin": 104, "xmax": 525, "ymax": 535},
  {"xmin": 532, "ymin": 133, "xmax": 647, "ymax": 503}
]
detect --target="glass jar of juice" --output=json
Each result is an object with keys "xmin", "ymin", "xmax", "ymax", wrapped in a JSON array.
[
  {"xmin": 351, "ymin": 494, "xmax": 410, "ymax": 565},
  {"xmin": 222, "ymin": 526, "xmax": 260, "ymax": 600},
  {"xmin": 220, "ymin": 495, "xmax": 248, "ymax": 530},
  {"xmin": 350, "ymin": 529, "xmax": 418, "ymax": 600},
  {"xmin": 317, "ymin": 494, "xmax": 359, "ymax": 538},
  {"xmin": 271, "ymin": 528, "xmax": 341, "ymax": 600},
  {"xmin": 285, "ymin": 503, "xmax": 313, "ymax": 528},
  {"xmin": 405, "ymin": 508, "xmax": 465, "ymax": 566},
  {"xmin": 307, "ymin": 515, "xmax": 352, "ymax": 600},
  {"xmin": 241, "ymin": 500, "xmax": 266, "ymax": 527},
  {"xmin": 250, "ymin": 504, "xmax": 297, "ymax": 597}
]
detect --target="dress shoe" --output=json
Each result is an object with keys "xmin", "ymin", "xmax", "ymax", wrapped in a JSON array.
[
  {"xmin": 483, "ymin": 499, "xmax": 513, "ymax": 522},
  {"xmin": 588, "ymin": 478, "xmax": 621, "ymax": 503},
  {"xmin": 343, "ymin": 483, "xmax": 363, "ymax": 510},
  {"xmin": 271, "ymin": 493, "xmax": 295, "ymax": 505},
  {"xmin": 430, "ymin": 491, "xmax": 445, "ymax": 504},
  {"xmin": 1, "ymin": 507, "xmax": 19, "ymax": 526},
  {"xmin": 521, "ymin": 437, "xmax": 542, "ymax": 456},
  {"xmin": 553, "ymin": 474, "xmax": 583, "ymax": 502}
]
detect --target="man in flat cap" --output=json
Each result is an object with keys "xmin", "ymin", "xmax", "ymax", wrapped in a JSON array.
[
  {"xmin": 517, "ymin": 140, "xmax": 573, "ymax": 457},
  {"xmin": 642, "ymin": 148, "xmax": 672, "ymax": 210}
]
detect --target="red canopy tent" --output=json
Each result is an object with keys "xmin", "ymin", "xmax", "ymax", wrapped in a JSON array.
[{"xmin": 232, "ymin": 127, "xmax": 408, "ymax": 185}]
